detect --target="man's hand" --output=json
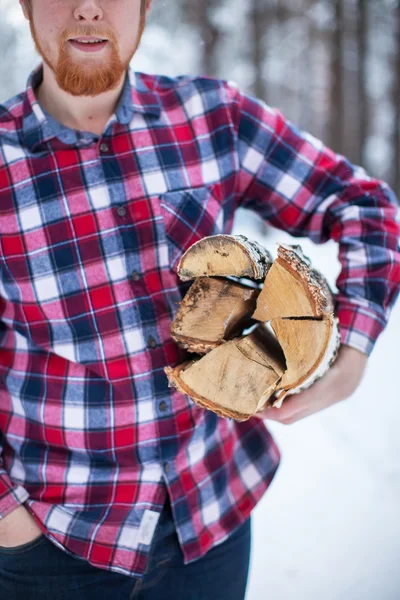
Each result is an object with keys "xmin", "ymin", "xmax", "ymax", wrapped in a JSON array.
[
  {"xmin": 0, "ymin": 505, "xmax": 43, "ymax": 548},
  {"xmin": 254, "ymin": 345, "xmax": 368, "ymax": 425}
]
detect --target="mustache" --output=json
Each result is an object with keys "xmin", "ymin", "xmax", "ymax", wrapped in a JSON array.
[{"xmin": 62, "ymin": 28, "xmax": 115, "ymax": 43}]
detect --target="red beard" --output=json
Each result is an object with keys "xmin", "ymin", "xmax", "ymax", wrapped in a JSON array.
[{"xmin": 28, "ymin": 17, "xmax": 146, "ymax": 96}]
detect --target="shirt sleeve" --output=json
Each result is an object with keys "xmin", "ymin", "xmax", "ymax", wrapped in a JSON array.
[{"xmin": 226, "ymin": 82, "xmax": 400, "ymax": 357}]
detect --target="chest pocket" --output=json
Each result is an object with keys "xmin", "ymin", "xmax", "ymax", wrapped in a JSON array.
[{"xmin": 160, "ymin": 185, "xmax": 224, "ymax": 273}]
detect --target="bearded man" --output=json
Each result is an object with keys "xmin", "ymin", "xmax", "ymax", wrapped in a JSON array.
[{"xmin": 0, "ymin": 1, "xmax": 399, "ymax": 599}]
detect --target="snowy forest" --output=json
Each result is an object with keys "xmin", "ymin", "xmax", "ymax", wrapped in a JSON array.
[{"xmin": 2, "ymin": 0, "xmax": 400, "ymax": 195}]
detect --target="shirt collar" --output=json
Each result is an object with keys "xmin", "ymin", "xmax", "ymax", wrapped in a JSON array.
[{"xmin": 22, "ymin": 63, "xmax": 161, "ymax": 153}]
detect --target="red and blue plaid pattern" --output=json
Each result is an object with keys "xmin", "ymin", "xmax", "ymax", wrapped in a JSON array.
[{"xmin": 0, "ymin": 62, "xmax": 398, "ymax": 579}]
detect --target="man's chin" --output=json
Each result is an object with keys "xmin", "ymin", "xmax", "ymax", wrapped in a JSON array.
[
  {"xmin": 54, "ymin": 59, "xmax": 125, "ymax": 96},
  {"xmin": 56, "ymin": 76, "xmax": 123, "ymax": 96}
]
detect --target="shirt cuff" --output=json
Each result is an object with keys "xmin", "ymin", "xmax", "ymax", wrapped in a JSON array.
[
  {"xmin": 0, "ymin": 473, "xmax": 30, "ymax": 520},
  {"xmin": 335, "ymin": 297, "xmax": 388, "ymax": 357}
]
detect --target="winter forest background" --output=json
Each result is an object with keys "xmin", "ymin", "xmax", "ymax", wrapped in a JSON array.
[
  {"xmin": 1, "ymin": 1, "xmax": 400, "ymax": 599},
  {"xmin": 3, "ymin": 0, "xmax": 400, "ymax": 192}
]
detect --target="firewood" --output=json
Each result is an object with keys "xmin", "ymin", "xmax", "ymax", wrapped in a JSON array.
[
  {"xmin": 253, "ymin": 244, "xmax": 335, "ymax": 321},
  {"xmin": 269, "ymin": 314, "xmax": 341, "ymax": 408},
  {"xmin": 177, "ymin": 234, "xmax": 273, "ymax": 281},
  {"xmin": 165, "ymin": 326, "xmax": 286, "ymax": 422},
  {"xmin": 165, "ymin": 236, "xmax": 341, "ymax": 421},
  {"xmin": 171, "ymin": 277, "xmax": 259, "ymax": 354}
]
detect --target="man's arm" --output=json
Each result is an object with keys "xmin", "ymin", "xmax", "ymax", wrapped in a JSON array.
[
  {"xmin": 222, "ymin": 82, "xmax": 400, "ymax": 422},
  {"xmin": 0, "ymin": 374, "xmax": 41, "ymax": 543},
  {"xmin": 226, "ymin": 83, "xmax": 400, "ymax": 359},
  {"xmin": 0, "ymin": 430, "xmax": 31, "ymax": 520},
  {"xmin": 0, "ymin": 446, "xmax": 41, "ymax": 547},
  {"xmin": 0, "ymin": 504, "xmax": 43, "ymax": 547},
  {"xmin": 227, "ymin": 85, "xmax": 400, "ymax": 356}
]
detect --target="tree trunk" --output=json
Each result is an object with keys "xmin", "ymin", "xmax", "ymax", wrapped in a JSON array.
[
  {"xmin": 249, "ymin": 0, "xmax": 270, "ymax": 102},
  {"xmin": 393, "ymin": 1, "xmax": 400, "ymax": 194},
  {"xmin": 302, "ymin": 0, "xmax": 317, "ymax": 133},
  {"xmin": 329, "ymin": 0, "xmax": 345, "ymax": 153},
  {"xmin": 0, "ymin": 0, "xmax": 18, "ymax": 102},
  {"xmin": 181, "ymin": 0, "xmax": 221, "ymax": 77},
  {"xmin": 357, "ymin": 0, "xmax": 369, "ymax": 166}
]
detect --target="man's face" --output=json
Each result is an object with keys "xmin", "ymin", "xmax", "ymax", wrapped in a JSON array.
[{"xmin": 21, "ymin": 0, "xmax": 148, "ymax": 96}]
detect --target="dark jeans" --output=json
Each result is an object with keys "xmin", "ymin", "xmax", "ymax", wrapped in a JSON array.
[{"xmin": 0, "ymin": 496, "xmax": 251, "ymax": 600}]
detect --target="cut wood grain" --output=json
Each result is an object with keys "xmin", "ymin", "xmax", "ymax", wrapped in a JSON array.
[
  {"xmin": 269, "ymin": 313, "xmax": 341, "ymax": 408},
  {"xmin": 253, "ymin": 244, "xmax": 335, "ymax": 321},
  {"xmin": 165, "ymin": 326, "xmax": 286, "ymax": 421},
  {"xmin": 177, "ymin": 234, "xmax": 273, "ymax": 281},
  {"xmin": 171, "ymin": 277, "xmax": 259, "ymax": 354}
]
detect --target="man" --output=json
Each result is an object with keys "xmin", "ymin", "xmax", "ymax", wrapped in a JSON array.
[{"xmin": 0, "ymin": 0, "xmax": 398, "ymax": 598}]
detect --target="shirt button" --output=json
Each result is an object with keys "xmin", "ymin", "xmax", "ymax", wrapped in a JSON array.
[
  {"xmin": 117, "ymin": 205, "xmax": 127, "ymax": 217},
  {"xmin": 100, "ymin": 142, "xmax": 109, "ymax": 152},
  {"xmin": 147, "ymin": 335, "xmax": 157, "ymax": 349},
  {"xmin": 159, "ymin": 401, "xmax": 168, "ymax": 413},
  {"xmin": 163, "ymin": 462, "xmax": 170, "ymax": 473},
  {"xmin": 131, "ymin": 271, "xmax": 141, "ymax": 282}
]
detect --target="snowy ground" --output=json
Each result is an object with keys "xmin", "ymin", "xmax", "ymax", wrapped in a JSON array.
[{"xmin": 232, "ymin": 210, "xmax": 400, "ymax": 600}]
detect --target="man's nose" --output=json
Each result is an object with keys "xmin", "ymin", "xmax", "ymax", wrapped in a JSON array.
[{"xmin": 74, "ymin": 0, "xmax": 104, "ymax": 21}]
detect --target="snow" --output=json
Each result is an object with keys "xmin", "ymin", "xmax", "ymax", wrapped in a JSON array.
[{"xmin": 232, "ymin": 209, "xmax": 400, "ymax": 600}]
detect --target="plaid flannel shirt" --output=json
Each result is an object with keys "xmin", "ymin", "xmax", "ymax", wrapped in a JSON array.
[{"xmin": 0, "ymin": 63, "xmax": 399, "ymax": 579}]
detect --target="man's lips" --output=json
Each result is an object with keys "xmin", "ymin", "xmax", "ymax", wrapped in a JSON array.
[{"xmin": 68, "ymin": 39, "xmax": 109, "ymax": 52}]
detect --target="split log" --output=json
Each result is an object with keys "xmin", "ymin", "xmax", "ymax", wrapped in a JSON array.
[
  {"xmin": 177, "ymin": 234, "xmax": 273, "ymax": 281},
  {"xmin": 165, "ymin": 326, "xmax": 286, "ymax": 421},
  {"xmin": 165, "ymin": 235, "xmax": 341, "ymax": 421},
  {"xmin": 253, "ymin": 244, "xmax": 335, "ymax": 321},
  {"xmin": 269, "ymin": 314, "xmax": 341, "ymax": 408},
  {"xmin": 171, "ymin": 277, "xmax": 259, "ymax": 354}
]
